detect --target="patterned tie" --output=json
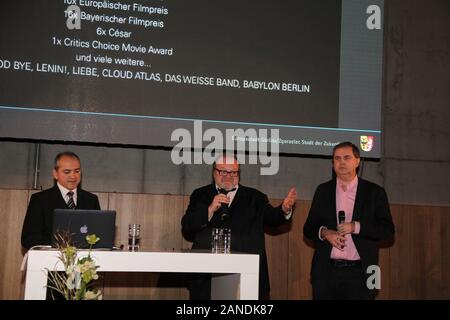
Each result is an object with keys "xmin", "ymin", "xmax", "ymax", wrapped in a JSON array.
[{"xmin": 67, "ymin": 191, "xmax": 76, "ymax": 209}]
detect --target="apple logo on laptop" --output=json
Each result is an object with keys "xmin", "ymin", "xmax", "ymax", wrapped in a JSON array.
[{"xmin": 80, "ymin": 225, "xmax": 88, "ymax": 234}]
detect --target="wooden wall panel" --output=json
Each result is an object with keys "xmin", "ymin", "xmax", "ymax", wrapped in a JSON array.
[
  {"xmin": 181, "ymin": 196, "xmax": 193, "ymax": 250},
  {"xmin": 104, "ymin": 193, "xmax": 188, "ymax": 299},
  {"xmin": 389, "ymin": 205, "xmax": 450, "ymax": 299},
  {"xmin": 0, "ymin": 189, "xmax": 449, "ymax": 300},
  {"xmin": 441, "ymin": 208, "xmax": 450, "ymax": 298},
  {"xmin": 423, "ymin": 206, "xmax": 444, "ymax": 299},
  {"xmin": 265, "ymin": 199, "xmax": 289, "ymax": 299},
  {"xmin": 93, "ymin": 192, "xmax": 109, "ymax": 212},
  {"xmin": 108, "ymin": 193, "xmax": 185, "ymax": 251},
  {"xmin": 288, "ymin": 200, "xmax": 314, "ymax": 300},
  {"xmin": 377, "ymin": 246, "xmax": 391, "ymax": 299},
  {"xmin": 0, "ymin": 189, "xmax": 29, "ymax": 300}
]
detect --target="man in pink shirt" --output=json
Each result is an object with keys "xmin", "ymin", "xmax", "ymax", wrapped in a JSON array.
[{"xmin": 303, "ymin": 142, "xmax": 394, "ymax": 299}]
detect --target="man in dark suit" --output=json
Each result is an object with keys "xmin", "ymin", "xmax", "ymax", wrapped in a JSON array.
[
  {"xmin": 303, "ymin": 142, "xmax": 395, "ymax": 299},
  {"xmin": 21, "ymin": 151, "xmax": 100, "ymax": 250},
  {"xmin": 182, "ymin": 154, "xmax": 297, "ymax": 299}
]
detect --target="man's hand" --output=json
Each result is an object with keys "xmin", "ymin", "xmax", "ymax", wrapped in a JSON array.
[
  {"xmin": 208, "ymin": 194, "xmax": 230, "ymax": 220},
  {"xmin": 282, "ymin": 187, "xmax": 297, "ymax": 214},
  {"xmin": 337, "ymin": 222, "xmax": 355, "ymax": 235},
  {"xmin": 322, "ymin": 228, "xmax": 346, "ymax": 250}
]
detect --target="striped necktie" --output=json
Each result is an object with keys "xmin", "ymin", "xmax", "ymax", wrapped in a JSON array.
[{"xmin": 67, "ymin": 191, "xmax": 76, "ymax": 209}]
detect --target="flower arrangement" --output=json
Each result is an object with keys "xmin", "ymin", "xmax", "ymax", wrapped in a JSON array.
[{"xmin": 47, "ymin": 233, "xmax": 102, "ymax": 300}]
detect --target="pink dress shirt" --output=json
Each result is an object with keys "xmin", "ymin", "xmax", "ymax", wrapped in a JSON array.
[{"xmin": 330, "ymin": 176, "xmax": 361, "ymax": 260}]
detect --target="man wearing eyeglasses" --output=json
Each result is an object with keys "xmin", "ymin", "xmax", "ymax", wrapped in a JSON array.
[{"xmin": 181, "ymin": 154, "xmax": 297, "ymax": 299}]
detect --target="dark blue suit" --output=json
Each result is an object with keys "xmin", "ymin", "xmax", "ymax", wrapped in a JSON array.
[{"xmin": 303, "ymin": 178, "xmax": 395, "ymax": 299}]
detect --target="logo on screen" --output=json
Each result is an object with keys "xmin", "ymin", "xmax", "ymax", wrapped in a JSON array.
[
  {"xmin": 80, "ymin": 225, "xmax": 88, "ymax": 234},
  {"xmin": 360, "ymin": 136, "xmax": 374, "ymax": 152}
]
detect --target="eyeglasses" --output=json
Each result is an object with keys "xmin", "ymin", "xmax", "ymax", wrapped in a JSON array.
[{"xmin": 214, "ymin": 168, "xmax": 240, "ymax": 177}]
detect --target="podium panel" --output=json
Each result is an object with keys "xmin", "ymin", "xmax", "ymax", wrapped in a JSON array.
[{"xmin": 23, "ymin": 250, "xmax": 259, "ymax": 300}]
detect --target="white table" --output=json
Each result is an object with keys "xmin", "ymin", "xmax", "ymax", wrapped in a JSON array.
[{"xmin": 23, "ymin": 250, "xmax": 259, "ymax": 300}]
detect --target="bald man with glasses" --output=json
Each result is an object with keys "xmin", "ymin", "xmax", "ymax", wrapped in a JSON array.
[{"xmin": 181, "ymin": 154, "xmax": 297, "ymax": 300}]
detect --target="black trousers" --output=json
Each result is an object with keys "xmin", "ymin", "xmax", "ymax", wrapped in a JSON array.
[
  {"xmin": 188, "ymin": 274, "xmax": 212, "ymax": 300},
  {"xmin": 312, "ymin": 264, "xmax": 372, "ymax": 300}
]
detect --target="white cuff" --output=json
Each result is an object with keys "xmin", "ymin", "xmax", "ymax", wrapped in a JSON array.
[
  {"xmin": 318, "ymin": 226, "xmax": 327, "ymax": 241},
  {"xmin": 284, "ymin": 208, "xmax": 293, "ymax": 220}
]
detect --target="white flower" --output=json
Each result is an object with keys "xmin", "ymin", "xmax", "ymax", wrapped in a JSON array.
[
  {"xmin": 66, "ymin": 271, "xmax": 75, "ymax": 290},
  {"xmin": 48, "ymin": 233, "xmax": 102, "ymax": 300}
]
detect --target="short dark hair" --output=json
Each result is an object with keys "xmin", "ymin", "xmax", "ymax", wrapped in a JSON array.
[
  {"xmin": 54, "ymin": 151, "xmax": 81, "ymax": 170},
  {"xmin": 332, "ymin": 142, "xmax": 360, "ymax": 159},
  {"xmin": 331, "ymin": 142, "xmax": 360, "ymax": 178}
]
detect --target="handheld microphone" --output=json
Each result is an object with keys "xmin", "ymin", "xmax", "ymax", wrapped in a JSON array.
[
  {"xmin": 218, "ymin": 189, "xmax": 230, "ymax": 222},
  {"xmin": 337, "ymin": 211, "xmax": 346, "ymax": 249},
  {"xmin": 338, "ymin": 210, "xmax": 346, "ymax": 224}
]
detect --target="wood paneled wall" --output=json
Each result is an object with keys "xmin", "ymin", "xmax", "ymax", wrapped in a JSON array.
[
  {"xmin": 0, "ymin": 190, "xmax": 29, "ymax": 300},
  {"xmin": 0, "ymin": 189, "xmax": 448, "ymax": 299}
]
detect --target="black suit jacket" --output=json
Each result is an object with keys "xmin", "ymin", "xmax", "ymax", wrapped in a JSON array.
[
  {"xmin": 21, "ymin": 185, "xmax": 101, "ymax": 250},
  {"xmin": 303, "ymin": 178, "xmax": 395, "ymax": 296},
  {"xmin": 182, "ymin": 183, "xmax": 291, "ymax": 295}
]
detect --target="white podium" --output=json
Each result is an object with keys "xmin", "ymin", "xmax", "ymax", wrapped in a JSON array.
[{"xmin": 23, "ymin": 250, "xmax": 259, "ymax": 300}]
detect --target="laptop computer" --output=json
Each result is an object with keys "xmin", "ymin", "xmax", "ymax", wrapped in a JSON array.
[{"xmin": 52, "ymin": 209, "xmax": 116, "ymax": 249}]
